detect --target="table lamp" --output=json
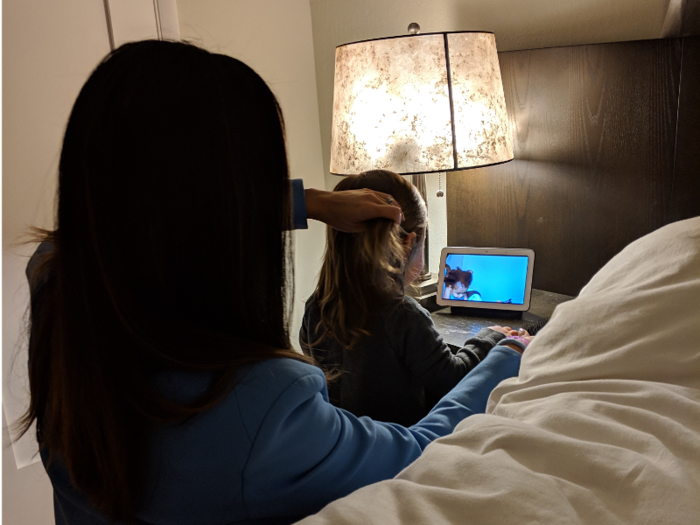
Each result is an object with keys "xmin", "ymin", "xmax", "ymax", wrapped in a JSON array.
[{"xmin": 330, "ymin": 24, "xmax": 513, "ymax": 301}]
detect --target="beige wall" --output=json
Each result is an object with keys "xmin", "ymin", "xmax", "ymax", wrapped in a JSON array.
[
  {"xmin": 1, "ymin": 0, "xmax": 112, "ymax": 457},
  {"xmin": 3, "ymin": 1, "xmax": 174, "ymax": 523},
  {"xmin": 176, "ymin": 0, "xmax": 328, "ymax": 350},
  {"xmin": 0, "ymin": 0, "xmax": 5, "ymax": 521},
  {"xmin": 2, "ymin": 2, "xmax": 111, "ymax": 522},
  {"xmin": 108, "ymin": 0, "xmax": 159, "ymax": 45},
  {"xmin": 106, "ymin": 0, "xmax": 180, "ymax": 46}
]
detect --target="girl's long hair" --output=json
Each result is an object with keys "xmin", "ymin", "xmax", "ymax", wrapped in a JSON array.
[
  {"xmin": 16, "ymin": 40, "xmax": 311, "ymax": 523},
  {"xmin": 313, "ymin": 170, "xmax": 427, "ymax": 349}
]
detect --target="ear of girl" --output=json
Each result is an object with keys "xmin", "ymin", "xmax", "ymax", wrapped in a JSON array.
[
  {"xmin": 402, "ymin": 231, "xmax": 417, "ymax": 254},
  {"xmin": 403, "ymin": 232, "xmax": 424, "ymax": 286}
]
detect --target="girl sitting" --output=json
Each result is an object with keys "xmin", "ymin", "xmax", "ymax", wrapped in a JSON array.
[{"xmin": 301, "ymin": 170, "xmax": 526, "ymax": 426}]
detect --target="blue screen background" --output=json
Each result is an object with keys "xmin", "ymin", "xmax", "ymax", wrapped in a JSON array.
[{"xmin": 443, "ymin": 254, "xmax": 529, "ymax": 304}]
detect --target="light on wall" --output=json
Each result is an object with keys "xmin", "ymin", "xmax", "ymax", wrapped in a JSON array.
[{"xmin": 330, "ymin": 28, "xmax": 513, "ymax": 177}]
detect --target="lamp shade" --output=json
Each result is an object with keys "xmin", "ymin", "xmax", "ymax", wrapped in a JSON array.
[{"xmin": 330, "ymin": 31, "xmax": 513, "ymax": 175}]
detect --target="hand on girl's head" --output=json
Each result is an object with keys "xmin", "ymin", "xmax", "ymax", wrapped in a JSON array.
[
  {"xmin": 306, "ymin": 188, "xmax": 403, "ymax": 233},
  {"xmin": 353, "ymin": 188, "xmax": 403, "ymax": 228}
]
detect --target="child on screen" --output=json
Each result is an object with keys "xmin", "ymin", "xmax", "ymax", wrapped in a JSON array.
[{"xmin": 300, "ymin": 170, "xmax": 526, "ymax": 426}]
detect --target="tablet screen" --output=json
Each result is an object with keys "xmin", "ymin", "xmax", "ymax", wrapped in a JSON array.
[{"xmin": 441, "ymin": 253, "xmax": 530, "ymax": 305}]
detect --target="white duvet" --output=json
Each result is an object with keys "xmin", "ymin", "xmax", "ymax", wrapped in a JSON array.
[{"xmin": 298, "ymin": 217, "xmax": 700, "ymax": 525}]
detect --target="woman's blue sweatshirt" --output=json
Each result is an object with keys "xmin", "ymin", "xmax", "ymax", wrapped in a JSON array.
[{"xmin": 46, "ymin": 351, "xmax": 520, "ymax": 524}]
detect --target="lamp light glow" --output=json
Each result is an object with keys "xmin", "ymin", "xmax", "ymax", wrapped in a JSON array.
[{"xmin": 330, "ymin": 31, "xmax": 513, "ymax": 175}]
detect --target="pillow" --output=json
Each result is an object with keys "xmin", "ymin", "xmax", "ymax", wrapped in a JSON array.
[{"xmin": 488, "ymin": 215, "xmax": 700, "ymax": 404}]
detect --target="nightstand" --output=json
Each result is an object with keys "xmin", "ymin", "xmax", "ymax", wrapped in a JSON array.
[{"xmin": 430, "ymin": 289, "xmax": 575, "ymax": 350}]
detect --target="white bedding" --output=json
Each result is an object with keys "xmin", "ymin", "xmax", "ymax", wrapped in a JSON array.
[{"xmin": 297, "ymin": 217, "xmax": 700, "ymax": 525}]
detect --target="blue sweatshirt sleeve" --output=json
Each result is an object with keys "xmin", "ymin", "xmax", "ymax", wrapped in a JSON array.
[
  {"xmin": 291, "ymin": 179, "xmax": 308, "ymax": 230},
  {"xmin": 242, "ymin": 347, "xmax": 520, "ymax": 521}
]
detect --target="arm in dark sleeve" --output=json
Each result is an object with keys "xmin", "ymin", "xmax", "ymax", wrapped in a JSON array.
[
  {"xmin": 457, "ymin": 327, "xmax": 507, "ymax": 366},
  {"xmin": 386, "ymin": 299, "xmax": 505, "ymax": 399}
]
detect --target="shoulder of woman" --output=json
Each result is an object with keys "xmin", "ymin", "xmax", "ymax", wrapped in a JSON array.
[
  {"xmin": 234, "ymin": 358, "xmax": 328, "ymax": 437},
  {"xmin": 245, "ymin": 357, "xmax": 324, "ymax": 384},
  {"xmin": 238, "ymin": 358, "xmax": 326, "ymax": 402}
]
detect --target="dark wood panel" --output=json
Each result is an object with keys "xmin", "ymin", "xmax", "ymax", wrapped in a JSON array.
[
  {"xmin": 447, "ymin": 39, "xmax": 686, "ymax": 296},
  {"xmin": 681, "ymin": 1, "xmax": 700, "ymax": 36},
  {"xmin": 672, "ymin": 36, "xmax": 700, "ymax": 222}
]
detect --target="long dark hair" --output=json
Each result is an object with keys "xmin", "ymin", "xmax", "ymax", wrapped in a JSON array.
[
  {"xmin": 313, "ymin": 170, "xmax": 427, "ymax": 348},
  {"xmin": 17, "ymin": 40, "xmax": 310, "ymax": 523}
]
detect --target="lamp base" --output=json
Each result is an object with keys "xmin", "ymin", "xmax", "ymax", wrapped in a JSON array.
[
  {"xmin": 408, "ymin": 274, "xmax": 437, "ymax": 296},
  {"xmin": 416, "ymin": 269, "xmax": 433, "ymax": 282}
]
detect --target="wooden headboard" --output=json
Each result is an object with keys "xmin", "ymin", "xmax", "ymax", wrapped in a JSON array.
[{"xmin": 446, "ymin": 36, "xmax": 700, "ymax": 297}]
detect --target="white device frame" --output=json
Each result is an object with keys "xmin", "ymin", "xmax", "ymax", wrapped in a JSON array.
[{"xmin": 436, "ymin": 247, "xmax": 536, "ymax": 311}]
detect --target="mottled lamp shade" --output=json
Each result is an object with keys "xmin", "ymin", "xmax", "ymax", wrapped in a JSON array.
[{"xmin": 330, "ymin": 32, "xmax": 513, "ymax": 175}]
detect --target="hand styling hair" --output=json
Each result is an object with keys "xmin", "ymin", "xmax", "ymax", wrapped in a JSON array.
[
  {"xmin": 17, "ymin": 40, "xmax": 313, "ymax": 524},
  {"xmin": 313, "ymin": 170, "xmax": 427, "ymax": 349}
]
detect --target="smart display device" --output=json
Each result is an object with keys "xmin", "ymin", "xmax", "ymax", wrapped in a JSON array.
[{"xmin": 436, "ymin": 247, "xmax": 535, "ymax": 314}]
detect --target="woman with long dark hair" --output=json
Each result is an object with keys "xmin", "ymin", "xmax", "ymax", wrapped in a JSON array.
[{"xmin": 19, "ymin": 40, "xmax": 523, "ymax": 525}]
